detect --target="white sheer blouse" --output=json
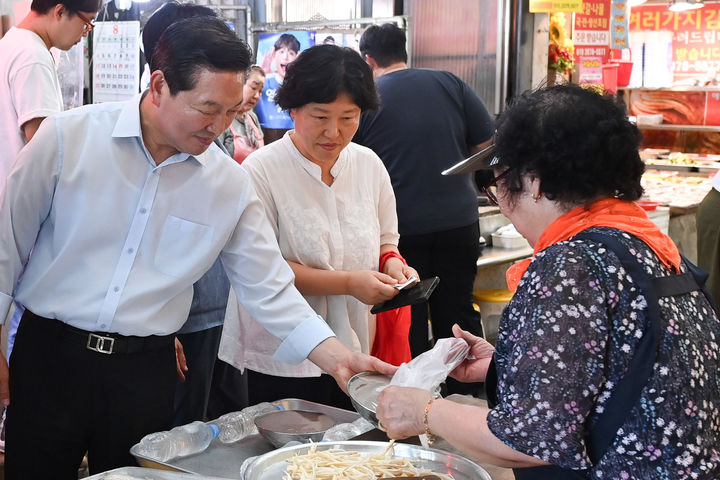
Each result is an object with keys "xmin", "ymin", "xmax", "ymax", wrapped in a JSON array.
[{"xmin": 219, "ymin": 131, "xmax": 400, "ymax": 377}]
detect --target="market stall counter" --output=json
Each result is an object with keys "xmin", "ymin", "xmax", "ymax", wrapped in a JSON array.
[
  {"xmin": 86, "ymin": 466, "xmax": 232, "ymax": 479},
  {"xmin": 641, "ymin": 167, "xmax": 716, "ymax": 263},
  {"xmin": 131, "ymin": 399, "xmax": 358, "ymax": 478},
  {"xmin": 131, "ymin": 398, "xmax": 499, "ymax": 480}
]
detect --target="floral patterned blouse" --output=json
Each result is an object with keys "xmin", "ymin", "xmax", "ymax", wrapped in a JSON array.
[{"xmin": 487, "ymin": 227, "xmax": 720, "ymax": 479}]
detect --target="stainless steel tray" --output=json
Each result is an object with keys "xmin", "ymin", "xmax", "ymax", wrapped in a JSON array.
[
  {"xmin": 130, "ymin": 399, "xmax": 360, "ymax": 479},
  {"xmin": 242, "ymin": 441, "xmax": 491, "ymax": 480},
  {"xmin": 86, "ymin": 466, "xmax": 231, "ymax": 479}
]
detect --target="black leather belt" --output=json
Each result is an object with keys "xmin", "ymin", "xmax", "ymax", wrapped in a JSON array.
[{"xmin": 24, "ymin": 310, "xmax": 174, "ymax": 355}]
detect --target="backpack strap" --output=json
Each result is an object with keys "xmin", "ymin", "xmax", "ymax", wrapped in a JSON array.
[
  {"xmin": 679, "ymin": 255, "xmax": 720, "ymax": 315},
  {"xmin": 574, "ymin": 231, "xmax": 663, "ymax": 465},
  {"xmin": 574, "ymin": 231, "xmax": 718, "ymax": 466}
]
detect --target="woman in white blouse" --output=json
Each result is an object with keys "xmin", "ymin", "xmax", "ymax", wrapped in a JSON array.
[{"xmin": 219, "ymin": 45, "xmax": 417, "ymax": 408}]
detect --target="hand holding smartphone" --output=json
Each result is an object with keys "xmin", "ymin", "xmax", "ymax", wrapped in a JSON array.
[{"xmin": 371, "ymin": 276, "xmax": 440, "ymax": 314}]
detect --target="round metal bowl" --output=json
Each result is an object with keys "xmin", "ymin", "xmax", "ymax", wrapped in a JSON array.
[
  {"xmin": 243, "ymin": 441, "xmax": 492, "ymax": 480},
  {"xmin": 253, "ymin": 410, "xmax": 336, "ymax": 448},
  {"xmin": 346, "ymin": 372, "xmax": 393, "ymax": 427}
]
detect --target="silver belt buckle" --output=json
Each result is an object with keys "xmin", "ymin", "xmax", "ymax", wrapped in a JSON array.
[{"xmin": 87, "ymin": 333, "xmax": 115, "ymax": 354}]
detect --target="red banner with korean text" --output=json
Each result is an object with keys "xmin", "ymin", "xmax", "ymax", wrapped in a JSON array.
[
  {"xmin": 629, "ymin": 3, "xmax": 720, "ymax": 82},
  {"xmin": 573, "ymin": 0, "xmax": 612, "ymax": 83}
]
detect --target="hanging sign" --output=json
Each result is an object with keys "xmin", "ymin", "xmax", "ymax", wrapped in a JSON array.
[
  {"xmin": 574, "ymin": 0, "xmax": 612, "ymax": 84},
  {"xmin": 530, "ymin": 0, "xmax": 583, "ymax": 13},
  {"xmin": 629, "ymin": 3, "xmax": 720, "ymax": 83},
  {"xmin": 610, "ymin": 0, "xmax": 630, "ymax": 49}
]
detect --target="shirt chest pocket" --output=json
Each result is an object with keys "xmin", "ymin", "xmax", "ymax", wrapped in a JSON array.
[{"xmin": 154, "ymin": 216, "xmax": 214, "ymax": 278}]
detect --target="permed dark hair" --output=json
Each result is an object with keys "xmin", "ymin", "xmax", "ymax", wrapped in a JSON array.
[
  {"xmin": 274, "ymin": 44, "xmax": 380, "ymax": 112},
  {"xmin": 150, "ymin": 16, "xmax": 252, "ymax": 95},
  {"xmin": 142, "ymin": 2, "xmax": 217, "ymax": 65},
  {"xmin": 31, "ymin": 0, "xmax": 101, "ymax": 15},
  {"xmin": 359, "ymin": 23, "xmax": 407, "ymax": 67},
  {"xmin": 494, "ymin": 84, "xmax": 644, "ymax": 206}
]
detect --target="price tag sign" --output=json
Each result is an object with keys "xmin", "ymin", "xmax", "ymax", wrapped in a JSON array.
[{"xmin": 530, "ymin": 0, "xmax": 583, "ymax": 12}]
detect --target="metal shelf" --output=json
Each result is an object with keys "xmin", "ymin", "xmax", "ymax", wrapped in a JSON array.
[
  {"xmin": 477, "ymin": 245, "xmax": 533, "ymax": 268},
  {"xmin": 619, "ymin": 86, "xmax": 720, "ymax": 93},
  {"xmin": 635, "ymin": 124, "xmax": 720, "ymax": 133},
  {"xmin": 645, "ymin": 163, "xmax": 720, "ymax": 174}
]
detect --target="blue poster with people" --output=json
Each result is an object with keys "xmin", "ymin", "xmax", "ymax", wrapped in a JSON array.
[{"xmin": 256, "ymin": 31, "xmax": 315, "ymax": 129}]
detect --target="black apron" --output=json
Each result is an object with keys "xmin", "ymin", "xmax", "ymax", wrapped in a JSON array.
[{"xmin": 485, "ymin": 231, "xmax": 718, "ymax": 480}]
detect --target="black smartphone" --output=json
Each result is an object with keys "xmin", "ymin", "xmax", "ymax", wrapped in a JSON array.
[{"xmin": 371, "ymin": 276, "xmax": 440, "ymax": 314}]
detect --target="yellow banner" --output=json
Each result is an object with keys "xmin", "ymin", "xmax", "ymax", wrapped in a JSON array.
[{"xmin": 530, "ymin": 0, "xmax": 584, "ymax": 12}]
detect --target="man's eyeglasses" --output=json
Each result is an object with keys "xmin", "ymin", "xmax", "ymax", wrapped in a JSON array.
[
  {"xmin": 75, "ymin": 11, "xmax": 95, "ymax": 33},
  {"xmin": 480, "ymin": 166, "xmax": 513, "ymax": 206}
]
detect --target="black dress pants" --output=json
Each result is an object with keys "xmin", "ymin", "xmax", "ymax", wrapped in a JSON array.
[
  {"xmin": 173, "ymin": 325, "xmax": 223, "ymax": 426},
  {"xmin": 399, "ymin": 222, "xmax": 484, "ymax": 395},
  {"xmin": 206, "ymin": 359, "xmax": 249, "ymax": 419},
  {"xmin": 5, "ymin": 312, "xmax": 176, "ymax": 479}
]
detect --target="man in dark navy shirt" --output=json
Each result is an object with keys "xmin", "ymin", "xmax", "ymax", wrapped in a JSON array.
[{"xmin": 354, "ymin": 24, "xmax": 494, "ymax": 395}]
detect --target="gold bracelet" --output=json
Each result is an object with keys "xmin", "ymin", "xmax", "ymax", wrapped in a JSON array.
[{"xmin": 423, "ymin": 394, "xmax": 440, "ymax": 446}]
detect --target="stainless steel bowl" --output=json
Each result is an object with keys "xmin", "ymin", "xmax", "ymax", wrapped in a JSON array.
[
  {"xmin": 243, "ymin": 441, "xmax": 492, "ymax": 480},
  {"xmin": 346, "ymin": 372, "xmax": 393, "ymax": 427},
  {"xmin": 253, "ymin": 410, "xmax": 336, "ymax": 448}
]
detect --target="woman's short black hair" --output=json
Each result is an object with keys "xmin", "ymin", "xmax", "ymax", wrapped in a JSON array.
[
  {"xmin": 494, "ymin": 84, "xmax": 644, "ymax": 206},
  {"xmin": 274, "ymin": 44, "xmax": 380, "ymax": 112},
  {"xmin": 31, "ymin": 0, "xmax": 101, "ymax": 14},
  {"xmin": 151, "ymin": 16, "xmax": 252, "ymax": 95}
]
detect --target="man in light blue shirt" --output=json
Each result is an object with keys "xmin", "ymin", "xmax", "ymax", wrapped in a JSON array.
[{"xmin": 0, "ymin": 17, "xmax": 392, "ymax": 478}]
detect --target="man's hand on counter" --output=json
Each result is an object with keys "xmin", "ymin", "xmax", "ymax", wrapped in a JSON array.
[{"xmin": 308, "ymin": 337, "xmax": 397, "ymax": 393}]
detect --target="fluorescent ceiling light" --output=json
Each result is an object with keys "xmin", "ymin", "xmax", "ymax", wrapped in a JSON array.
[{"xmin": 628, "ymin": 0, "xmax": 647, "ymax": 6}]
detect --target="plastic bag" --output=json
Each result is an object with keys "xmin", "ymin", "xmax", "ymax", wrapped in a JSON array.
[{"xmin": 390, "ymin": 337, "xmax": 470, "ymax": 392}]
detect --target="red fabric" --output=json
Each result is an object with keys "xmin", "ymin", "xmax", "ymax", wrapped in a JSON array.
[{"xmin": 371, "ymin": 251, "xmax": 413, "ymax": 366}]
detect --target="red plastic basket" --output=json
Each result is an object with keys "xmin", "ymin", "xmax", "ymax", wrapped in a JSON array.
[
  {"xmin": 610, "ymin": 49, "xmax": 633, "ymax": 87},
  {"xmin": 602, "ymin": 63, "xmax": 619, "ymax": 93},
  {"xmin": 616, "ymin": 61, "xmax": 633, "ymax": 87}
]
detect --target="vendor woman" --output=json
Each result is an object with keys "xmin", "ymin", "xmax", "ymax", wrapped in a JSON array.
[{"xmin": 377, "ymin": 85, "xmax": 720, "ymax": 479}]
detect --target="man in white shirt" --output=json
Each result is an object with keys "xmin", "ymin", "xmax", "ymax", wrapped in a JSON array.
[
  {"xmin": 0, "ymin": 0, "xmax": 100, "ymax": 190},
  {"xmin": 0, "ymin": 17, "xmax": 392, "ymax": 478},
  {"xmin": 0, "ymin": 0, "xmax": 100, "ymax": 460}
]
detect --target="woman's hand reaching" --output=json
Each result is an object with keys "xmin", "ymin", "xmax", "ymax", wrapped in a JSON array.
[{"xmin": 449, "ymin": 324, "xmax": 495, "ymax": 383}]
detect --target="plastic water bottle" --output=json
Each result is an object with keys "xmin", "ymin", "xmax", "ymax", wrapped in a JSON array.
[
  {"xmin": 321, "ymin": 417, "xmax": 374, "ymax": 442},
  {"xmin": 214, "ymin": 402, "xmax": 282, "ymax": 443},
  {"xmin": 136, "ymin": 421, "xmax": 220, "ymax": 461}
]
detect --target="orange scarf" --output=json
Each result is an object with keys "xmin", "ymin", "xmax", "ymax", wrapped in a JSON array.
[{"xmin": 506, "ymin": 198, "xmax": 681, "ymax": 292}]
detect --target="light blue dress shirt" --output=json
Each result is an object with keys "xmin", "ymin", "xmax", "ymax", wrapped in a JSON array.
[{"xmin": 0, "ymin": 94, "xmax": 333, "ymax": 364}]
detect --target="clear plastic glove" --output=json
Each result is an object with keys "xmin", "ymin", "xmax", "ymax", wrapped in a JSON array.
[
  {"xmin": 376, "ymin": 386, "xmax": 432, "ymax": 440},
  {"xmin": 390, "ymin": 337, "xmax": 470, "ymax": 391}
]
